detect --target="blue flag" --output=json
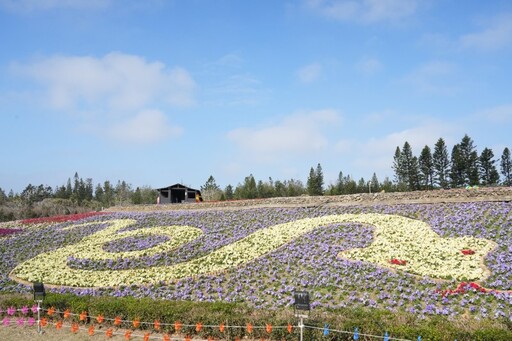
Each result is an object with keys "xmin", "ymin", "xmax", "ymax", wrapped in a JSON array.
[
  {"xmin": 323, "ymin": 323, "xmax": 329, "ymax": 336},
  {"xmin": 384, "ymin": 331, "xmax": 389, "ymax": 341},
  {"xmin": 353, "ymin": 327, "xmax": 359, "ymax": 340}
]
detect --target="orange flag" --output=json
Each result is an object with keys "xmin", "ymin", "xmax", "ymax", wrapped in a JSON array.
[
  {"xmin": 124, "ymin": 330, "xmax": 132, "ymax": 341},
  {"xmin": 47, "ymin": 307, "xmax": 55, "ymax": 316},
  {"xmin": 174, "ymin": 321, "xmax": 183, "ymax": 332},
  {"xmin": 114, "ymin": 316, "xmax": 122, "ymax": 326},
  {"xmin": 154, "ymin": 320, "xmax": 161, "ymax": 331},
  {"xmin": 96, "ymin": 314, "xmax": 104, "ymax": 324},
  {"xmin": 63, "ymin": 309, "xmax": 71, "ymax": 319},
  {"xmin": 196, "ymin": 322, "xmax": 203, "ymax": 332},
  {"xmin": 40, "ymin": 318, "xmax": 48, "ymax": 327},
  {"xmin": 55, "ymin": 320, "xmax": 63, "ymax": 330},
  {"xmin": 71, "ymin": 322, "xmax": 79, "ymax": 333},
  {"xmin": 106, "ymin": 328, "xmax": 114, "ymax": 338},
  {"xmin": 133, "ymin": 318, "xmax": 140, "ymax": 328},
  {"xmin": 219, "ymin": 323, "xmax": 225, "ymax": 333},
  {"xmin": 88, "ymin": 325, "xmax": 95, "ymax": 336},
  {"xmin": 247, "ymin": 323, "xmax": 253, "ymax": 334},
  {"xmin": 143, "ymin": 332, "xmax": 151, "ymax": 341},
  {"xmin": 287, "ymin": 323, "xmax": 293, "ymax": 333},
  {"xmin": 266, "ymin": 323, "xmax": 272, "ymax": 333},
  {"xmin": 79, "ymin": 311, "xmax": 87, "ymax": 322}
]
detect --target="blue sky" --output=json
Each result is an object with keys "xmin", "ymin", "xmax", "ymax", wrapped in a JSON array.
[{"xmin": 1, "ymin": 0, "xmax": 512, "ymax": 193}]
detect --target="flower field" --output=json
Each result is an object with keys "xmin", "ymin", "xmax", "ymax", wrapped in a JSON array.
[{"xmin": 1, "ymin": 201, "xmax": 512, "ymax": 321}]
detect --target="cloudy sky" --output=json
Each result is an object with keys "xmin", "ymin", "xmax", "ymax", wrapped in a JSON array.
[{"xmin": 1, "ymin": 0, "xmax": 511, "ymax": 193}]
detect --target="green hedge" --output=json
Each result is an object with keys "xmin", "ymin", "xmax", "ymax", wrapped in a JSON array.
[{"xmin": 1, "ymin": 293, "xmax": 511, "ymax": 341}]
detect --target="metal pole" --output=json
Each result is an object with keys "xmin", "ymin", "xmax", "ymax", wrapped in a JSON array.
[
  {"xmin": 299, "ymin": 316, "xmax": 304, "ymax": 341},
  {"xmin": 37, "ymin": 300, "xmax": 42, "ymax": 334}
]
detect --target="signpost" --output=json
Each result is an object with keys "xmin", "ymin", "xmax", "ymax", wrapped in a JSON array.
[{"xmin": 293, "ymin": 291, "xmax": 310, "ymax": 341}]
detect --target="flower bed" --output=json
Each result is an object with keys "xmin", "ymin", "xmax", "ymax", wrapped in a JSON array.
[
  {"xmin": 1, "ymin": 202, "xmax": 512, "ymax": 320},
  {"xmin": 20, "ymin": 212, "xmax": 109, "ymax": 225}
]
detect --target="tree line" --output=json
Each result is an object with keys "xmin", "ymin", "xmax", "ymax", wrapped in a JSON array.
[
  {"xmin": 1, "ymin": 134, "xmax": 510, "ymax": 221},
  {"xmin": 0, "ymin": 172, "xmax": 157, "ymax": 221},
  {"xmin": 392, "ymin": 134, "xmax": 512, "ymax": 191}
]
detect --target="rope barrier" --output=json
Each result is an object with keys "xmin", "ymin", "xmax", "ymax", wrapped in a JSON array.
[{"xmin": 1, "ymin": 305, "xmax": 430, "ymax": 340}]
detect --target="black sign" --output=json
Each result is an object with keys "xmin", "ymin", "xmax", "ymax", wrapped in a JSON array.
[{"xmin": 293, "ymin": 291, "xmax": 310, "ymax": 311}]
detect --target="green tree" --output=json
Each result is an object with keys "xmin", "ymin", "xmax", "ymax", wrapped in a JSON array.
[
  {"xmin": 307, "ymin": 164, "xmax": 324, "ymax": 196},
  {"xmin": 392, "ymin": 146, "xmax": 405, "ymax": 188},
  {"xmin": 479, "ymin": 147, "xmax": 499, "ymax": 186},
  {"xmin": 500, "ymin": 147, "xmax": 512, "ymax": 186},
  {"xmin": 0, "ymin": 187, "xmax": 6, "ymax": 204},
  {"xmin": 201, "ymin": 175, "xmax": 222, "ymax": 201},
  {"xmin": 433, "ymin": 138, "xmax": 450, "ymax": 189},
  {"xmin": 450, "ymin": 144, "xmax": 465, "ymax": 187},
  {"xmin": 401, "ymin": 142, "xmax": 420, "ymax": 191},
  {"xmin": 224, "ymin": 184, "xmax": 234, "ymax": 200},
  {"xmin": 370, "ymin": 173, "xmax": 380, "ymax": 193},
  {"xmin": 132, "ymin": 187, "xmax": 143, "ymax": 204},
  {"xmin": 418, "ymin": 145, "xmax": 434, "ymax": 189},
  {"xmin": 457, "ymin": 134, "xmax": 479, "ymax": 186},
  {"xmin": 95, "ymin": 184, "xmax": 104, "ymax": 204}
]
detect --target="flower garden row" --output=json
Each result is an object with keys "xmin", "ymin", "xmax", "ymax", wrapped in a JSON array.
[{"xmin": 1, "ymin": 202, "xmax": 512, "ymax": 321}]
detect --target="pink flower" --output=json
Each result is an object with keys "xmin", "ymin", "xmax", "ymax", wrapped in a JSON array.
[
  {"xmin": 7, "ymin": 306, "xmax": 16, "ymax": 315},
  {"xmin": 31, "ymin": 304, "xmax": 38, "ymax": 314},
  {"xmin": 21, "ymin": 306, "xmax": 29, "ymax": 315},
  {"xmin": 2, "ymin": 318, "xmax": 10, "ymax": 326},
  {"xmin": 27, "ymin": 317, "xmax": 36, "ymax": 326},
  {"xmin": 16, "ymin": 318, "xmax": 25, "ymax": 326}
]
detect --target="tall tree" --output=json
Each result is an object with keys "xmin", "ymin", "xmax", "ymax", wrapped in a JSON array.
[
  {"xmin": 501, "ymin": 147, "xmax": 512, "ymax": 186},
  {"xmin": 432, "ymin": 138, "xmax": 450, "ymax": 189},
  {"xmin": 307, "ymin": 164, "xmax": 324, "ymax": 196},
  {"xmin": 201, "ymin": 175, "xmax": 222, "ymax": 201},
  {"xmin": 370, "ymin": 173, "xmax": 380, "ymax": 193},
  {"xmin": 392, "ymin": 146, "xmax": 405, "ymax": 189},
  {"xmin": 479, "ymin": 147, "xmax": 499, "ymax": 186},
  {"xmin": 450, "ymin": 144, "xmax": 465, "ymax": 187},
  {"xmin": 458, "ymin": 134, "xmax": 480, "ymax": 186},
  {"xmin": 224, "ymin": 184, "xmax": 234, "ymax": 200},
  {"xmin": 401, "ymin": 142, "xmax": 420, "ymax": 191},
  {"xmin": 418, "ymin": 145, "xmax": 434, "ymax": 189}
]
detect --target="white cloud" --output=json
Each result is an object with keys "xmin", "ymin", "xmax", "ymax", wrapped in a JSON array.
[
  {"xmin": 0, "ymin": 0, "xmax": 110, "ymax": 12},
  {"xmin": 356, "ymin": 56, "xmax": 383, "ymax": 75},
  {"xmin": 109, "ymin": 109, "xmax": 182, "ymax": 145},
  {"xmin": 305, "ymin": 0, "xmax": 418, "ymax": 24},
  {"xmin": 227, "ymin": 109, "xmax": 341, "ymax": 158},
  {"xmin": 475, "ymin": 104, "xmax": 512, "ymax": 123},
  {"xmin": 14, "ymin": 52, "xmax": 196, "ymax": 111},
  {"xmin": 401, "ymin": 61, "xmax": 460, "ymax": 95},
  {"xmin": 460, "ymin": 13, "xmax": 512, "ymax": 51},
  {"xmin": 296, "ymin": 63, "xmax": 322, "ymax": 83},
  {"xmin": 335, "ymin": 120, "xmax": 459, "ymax": 179}
]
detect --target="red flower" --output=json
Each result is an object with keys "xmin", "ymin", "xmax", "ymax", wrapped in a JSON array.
[
  {"xmin": 461, "ymin": 249, "xmax": 475, "ymax": 255},
  {"xmin": 390, "ymin": 258, "xmax": 407, "ymax": 266}
]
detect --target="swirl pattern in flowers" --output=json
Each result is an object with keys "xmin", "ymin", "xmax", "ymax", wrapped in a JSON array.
[{"xmin": 10, "ymin": 213, "xmax": 496, "ymax": 287}]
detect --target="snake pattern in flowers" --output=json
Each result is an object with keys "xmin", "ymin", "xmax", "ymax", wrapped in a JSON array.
[{"xmin": 11, "ymin": 213, "xmax": 496, "ymax": 287}]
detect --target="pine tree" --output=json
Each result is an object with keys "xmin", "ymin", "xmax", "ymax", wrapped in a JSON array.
[
  {"xmin": 201, "ymin": 175, "xmax": 221, "ymax": 201},
  {"xmin": 392, "ymin": 146, "xmax": 405, "ymax": 188},
  {"xmin": 479, "ymin": 148, "xmax": 499, "ymax": 186},
  {"xmin": 418, "ymin": 145, "xmax": 434, "ymax": 189},
  {"xmin": 307, "ymin": 164, "xmax": 324, "ymax": 196},
  {"xmin": 458, "ymin": 134, "xmax": 480, "ymax": 185},
  {"xmin": 433, "ymin": 138, "xmax": 450, "ymax": 189},
  {"xmin": 450, "ymin": 144, "xmax": 465, "ymax": 188},
  {"xmin": 370, "ymin": 173, "xmax": 380, "ymax": 193},
  {"xmin": 401, "ymin": 142, "xmax": 420, "ymax": 191},
  {"xmin": 501, "ymin": 147, "xmax": 512, "ymax": 186}
]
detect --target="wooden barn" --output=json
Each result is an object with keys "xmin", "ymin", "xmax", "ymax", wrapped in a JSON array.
[{"xmin": 156, "ymin": 183, "xmax": 202, "ymax": 204}]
